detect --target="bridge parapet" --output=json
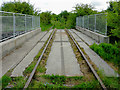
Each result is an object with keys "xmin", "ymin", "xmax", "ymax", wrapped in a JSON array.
[
  {"xmin": 0, "ymin": 28, "xmax": 41, "ymax": 60},
  {"xmin": 76, "ymin": 26, "xmax": 109, "ymax": 43}
]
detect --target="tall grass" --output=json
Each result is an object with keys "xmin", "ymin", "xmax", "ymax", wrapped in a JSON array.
[
  {"xmin": 90, "ymin": 43, "xmax": 120, "ymax": 66},
  {"xmin": 40, "ymin": 23, "xmax": 52, "ymax": 31}
]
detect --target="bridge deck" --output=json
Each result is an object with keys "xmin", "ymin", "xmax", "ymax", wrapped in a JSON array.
[{"xmin": 46, "ymin": 30, "xmax": 83, "ymax": 76}]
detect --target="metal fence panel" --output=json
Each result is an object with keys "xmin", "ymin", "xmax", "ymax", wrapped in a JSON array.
[
  {"xmin": 0, "ymin": 11, "xmax": 40, "ymax": 42},
  {"xmin": 96, "ymin": 14, "xmax": 107, "ymax": 35},
  {"xmin": 76, "ymin": 13, "xmax": 107, "ymax": 35}
]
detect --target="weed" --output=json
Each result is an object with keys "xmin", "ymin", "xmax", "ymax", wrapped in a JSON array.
[
  {"xmin": 90, "ymin": 43, "xmax": 120, "ymax": 67},
  {"xmin": 42, "ymin": 74, "xmax": 66, "ymax": 85},
  {"xmin": 73, "ymin": 81, "xmax": 99, "ymax": 88},
  {"xmin": 40, "ymin": 23, "xmax": 52, "ymax": 31},
  {"xmin": 12, "ymin": 76, "xmax": 26, "ymax": 88},
  {"xmin": 23, "ymin": 61, "xmax": 37, "ymax": 75},
  {"xmin": 0, "ymin": 75, "xmax": 12, "ymax": 88}
]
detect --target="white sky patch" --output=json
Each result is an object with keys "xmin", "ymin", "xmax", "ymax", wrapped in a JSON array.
[{"xmin": 0, "ymin": 0, "xmax": 112, "ymax": 14}]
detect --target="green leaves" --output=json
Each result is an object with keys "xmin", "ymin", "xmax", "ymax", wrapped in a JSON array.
[
  {"xmin": 90, "ymin": 43, "xmax": 120, "ymax": 66},
  {"xmin": 2, "ymin": 2, "xmax": 34, "ymax": 15},
  {"xmin": 107, "ymin": 1, "xmax": 120, "ymax": 39}
]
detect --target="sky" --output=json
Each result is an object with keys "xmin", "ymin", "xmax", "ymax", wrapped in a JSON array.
[{"xmin": 0, "ymin": 0, "xmax": 113, "ymax": 14}]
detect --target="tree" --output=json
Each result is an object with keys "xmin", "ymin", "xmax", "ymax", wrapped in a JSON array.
[
  {"xmin": 107, "ymin": 1, "xmax": 120, "ymax": 39},
  {"xmin": 58, "ymin": 10, "xmax": 69, "ymax": 21},
  {"xmin": 66, "ymin": 13, "xmax": 76, "ymax": 29},
  {"xmin": 72, "ymin": 3, "xmax": 96, "ymax": 16},
  {"xmin": 1, "ymin": 1, "xmax": 34, "ymax": 15},
  {"xmin": 40, "ymin": 11, "xmax": 52, "ymax": 25}
]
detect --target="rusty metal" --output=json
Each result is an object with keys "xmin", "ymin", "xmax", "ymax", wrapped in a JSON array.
[
  {"xmin": 23, "ymin": 29, "xmax": 56, "ymax": 89},
  {"xmin": 65, "ymin": 29, "xmax": 107, "ymax": 90}
]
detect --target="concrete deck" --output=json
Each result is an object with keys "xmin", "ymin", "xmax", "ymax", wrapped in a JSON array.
[
  {"xmin": 46, "ymin": 29, "xmax": 83, "ymax": 76},
  {"xmin": 0, "ymin": 31, "xmax": 48, "ymax": 78},
  {"xmin": 70, "ymin": 29, "xmax": 98, "ymax": 45},
  {"xmin": 11, "ymin": 42, "xmax": 44, "ymax": 77},
  {"xmin": 69, "ymin": 29, "xmax": 119, "ymax": 77}
]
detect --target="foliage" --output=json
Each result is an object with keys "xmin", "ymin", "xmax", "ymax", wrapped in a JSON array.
[
  {"xmin": 107, "ymin": 1, "xmax": 120, "ymax": 39},
  {"xmin": 40, "ymin": 23, "xmax": 52, "ymax": 31},
  {"xmin": 90, "ymin": 43, "xmax": 120, "ymax": 66},
  {"xmin": 58, "ymin": 10, "xmax": 69, "ymax": 21},
  {"xmin": 12, "ymin": 76, "xmax": 26, "ymax": 88},
  {"xmin": 2, "ymin": 1, "xmax": 34, "ymax": 15},
  {"xmin": 0, "ymin": 75, "xmax": 12, "ymax": 88},
  {"xmin": 73, "ymin": 3, "xmax": 97, "ymax": 16},
  {"xmin": 73, "ymin": 81, "xmax": 99, "ymax": 88},
  {"xmin": 42, "ymin": 74, "xmax": 66, "ymax": 85},
  {"xmin": 40, "ymin": 11, "xmax": 52, "ymax": 25},
  {"xmin": 66, "ymin": 13, "xmax": 76, "ymax": 29},
  {"xmin": 102, "ymin": 77, "xmax": 119, "ymax": 88}
]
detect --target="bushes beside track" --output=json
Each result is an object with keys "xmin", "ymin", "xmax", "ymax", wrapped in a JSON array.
[{"xmin": 90, "ymin": 43, "xmax": 120, "ymax": 66}]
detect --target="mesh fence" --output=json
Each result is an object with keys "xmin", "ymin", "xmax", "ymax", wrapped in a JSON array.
[
  {"xmin": 76, "ymin": 13, "xmax": 107, "ymax": 35},
  {"xmin": 0, "ymin": 11, "xmax": 40, "ymax": 42}
]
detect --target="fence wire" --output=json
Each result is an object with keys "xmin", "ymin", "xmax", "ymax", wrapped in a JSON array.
[
  {"xmin": 0, "ymin": 11, "xmax": 40, "ymax": 42},
  {"xmin": 76, "ymin": 13, "xmax": 107, "ymax": 35}
]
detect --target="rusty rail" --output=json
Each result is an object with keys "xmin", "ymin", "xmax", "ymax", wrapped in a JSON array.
[
  {"xmin": 65, "ymin": 29, "xmax": 107, "ymax": 90},
  {"xmin": 23, "ymin": 29, "xmax": 56, "ymax": 89}
]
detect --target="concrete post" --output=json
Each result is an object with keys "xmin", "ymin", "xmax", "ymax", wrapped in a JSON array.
[
  {"xmin": 105, "ymin": 14, "xmax": 107, "ymax": 36},
  {"xmin": 13, "ymin": 13, "xmax": 15, "ymax": 38},
  {"xmin": 32, "ymin": 16, "xmax": 33, "ymax": 30},
  {"xmin": 88, "ymin": 15, "xmax": 89, "ymax": 30},
  {"xmin": 25, "ymin": 15, "xmax": 26, "ymax": 32},
  {"xmin": 95, "ymin": 14, "xmax": 96, "ymax": 32}
]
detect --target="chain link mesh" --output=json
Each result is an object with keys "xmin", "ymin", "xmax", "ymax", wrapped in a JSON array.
[
  {"xmin": 0, "ymin": 11, "xmax": 40, "ymax": 42},
  {"xmin": 76, "ymin": 13, "xmax": 107, "ymax": 35}
]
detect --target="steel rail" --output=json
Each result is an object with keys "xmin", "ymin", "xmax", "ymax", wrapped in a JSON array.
[
  {"xmin": 23, "ymin": 29, "xmax": 56, "ymax": 89},
  {"xmin": 65, "ymin": 29, "xmax": 107, "ymax": 90}
]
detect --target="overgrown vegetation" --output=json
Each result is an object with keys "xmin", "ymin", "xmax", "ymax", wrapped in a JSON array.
[
  {"xmin": 90, "ymin": 43, "xmax": 120, "ymax": 67},
  {"xmin": 0, "ymin": 75, "xmax": 12, "ymax": 88},
  {"xmin": 1, "ymin": 2, "xmax": 34, "ymax": 15},
  {"xmin": 28, "ymin": 74, "xmax": 99, "ymax": 88}
]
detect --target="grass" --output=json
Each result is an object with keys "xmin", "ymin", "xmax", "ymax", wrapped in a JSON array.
[
  {"xmin": 12, "ymin": 76, "xmax": 26, "ymax": 88},
  {"xmin": 0, "ymin": 75, "xmax": 12, "ymax": 88},
  {"xmin": 65, "ymin": 29, "xmax": 96, "ymax": 82},
  {"xmin": 28, "ymin": 74, "xmax": 99, "ymax": 89},
  {"xmin": 40, "ymin": 23, "xmax": 52, "ymax": 31},
  {"xmin": 90, "ymin": 43, "xmax": 120, "ymax": 75}
]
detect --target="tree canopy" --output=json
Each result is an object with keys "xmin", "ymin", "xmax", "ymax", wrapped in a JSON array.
[
  {"xmin": 73, "ymin": 3, "xmax": 97, "ymax": 16},
  {"xmin": 1, "ymin": 2, "xmax": 34, "ymax": 15},
  {"xmin": 107, "ymin": 1, "xmax": 120, "ymax": 39}
]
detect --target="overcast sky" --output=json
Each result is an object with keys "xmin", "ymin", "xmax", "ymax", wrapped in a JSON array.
[{"xmin": 0, "ymin": 0, "xmax": 113, "ymax": 14}]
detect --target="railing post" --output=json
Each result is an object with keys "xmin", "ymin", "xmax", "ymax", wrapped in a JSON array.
[
  {"xmin": 95, "ymin": 14, "xmax": 96, "ymax": 32},
  {"xmin": 25, "ymin": 15, "xmax": 26, "ymax": 32},
  {"xmin": 13, "ymin": 13, "xmax": 15, "ymax": 38},
  {"xmin": 88, "ymin": 15, "xmax": 89, "ymax": 30},
  {"xmin": 83, "ymin": 16, "xmax": 84, "ymax": 28},
  {"xmin": 105, "ymin": 14, "xmax": 107, "ymax": 36},
  {"xmin": 32, "ymin": 16, "xmax": 33, "ymax": 30},
  {"xmin": 39, "ymin": 16, "xmax": 40, "ymax": 27}
]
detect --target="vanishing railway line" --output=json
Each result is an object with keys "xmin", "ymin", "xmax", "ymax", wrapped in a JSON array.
[
  {"xmin": 21, "ymin": 29, "xmax": 106, "ymax": 89},
  {"xmin": 65, "ymin": 29, "xmax": 106, "ymax": 89},
  {"xmin": 24, "ymin": 29, "xmax": 56, "ymax": 88}
]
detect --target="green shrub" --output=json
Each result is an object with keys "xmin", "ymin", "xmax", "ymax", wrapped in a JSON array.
[
  {"xmin": 0, "ymin": 75, "xmax": 12, "ymax": 88},
  {"xmin": 42, "ymin": 74, "xmax": 66, "ymax": 85},
  {"xmin": 73, "ymin": 81, "xmax": 99, "ymax": 88},
  {"xmin": 12, "ymin": 76, "xmax": 26, "ymax": 88},
  {"xmin": 90, "ymin": 43, "xmax": 120, "ymax": 66}
]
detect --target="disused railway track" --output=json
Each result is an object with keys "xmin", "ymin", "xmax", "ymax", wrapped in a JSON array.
[
  {"xmin": 23, "ymin": 29, "xmax": 106, "ymax": 89},
  {"xmin": 23, "ymin": 29, "xmax": 56, "ymax": 89},
  {"xmin": 65, "ymin": 29, "xmax": 107, "ymax": 90}
]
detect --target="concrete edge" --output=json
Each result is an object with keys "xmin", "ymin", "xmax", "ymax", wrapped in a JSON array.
[
  {"xmin": 76, "ymin": 26, "xmax": 109, "ymax": 43},
  {"xmin": 0, "ymin": 28, "xmax": 41, "ymax": 60}
]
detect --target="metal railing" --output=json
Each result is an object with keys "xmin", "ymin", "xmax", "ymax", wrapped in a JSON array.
[
  {"xmin": 0, "ymin": 11, "xmax": 40, "ymax": 42},
  {"xmin": 76, "ymin": 13, "xmax": 107, "ymax": 36}
]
